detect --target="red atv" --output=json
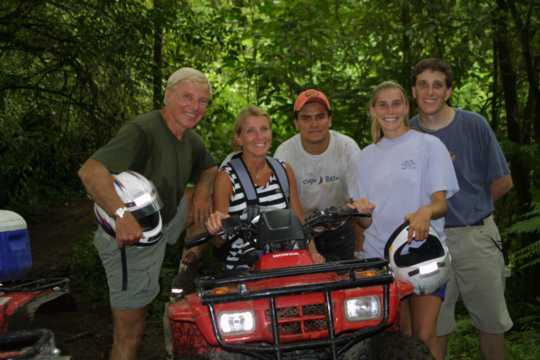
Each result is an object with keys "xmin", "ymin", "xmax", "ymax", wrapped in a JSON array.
[
  {"xmin": 0, "ymin": 279, "xmax": 71, "ymax": 360},
  {"xmin": 0, "ymin": 210, "xmax": 71, "ymax": 360},
  {"xmin": 168, "ymin": 207, "xmax": 433, "ymax": 360}
]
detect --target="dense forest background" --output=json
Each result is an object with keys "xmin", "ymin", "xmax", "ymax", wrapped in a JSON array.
[{"xmin": 1, "ymin": 0, "xmax": 540, "ymax": 355}]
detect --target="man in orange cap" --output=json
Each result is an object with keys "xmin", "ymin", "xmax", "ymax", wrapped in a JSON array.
[{"xmin": 275, "ymin": 89, "xmax": 363, "ymax": 261}]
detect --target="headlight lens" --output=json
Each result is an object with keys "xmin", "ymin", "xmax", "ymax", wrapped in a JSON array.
[
  {"xmin": 344, "ymin": 296, "xmax": 381, "ymax": 321},
  {"xmin": 218, "ymin": 310, "xmax": 256, "ymax": 335}
]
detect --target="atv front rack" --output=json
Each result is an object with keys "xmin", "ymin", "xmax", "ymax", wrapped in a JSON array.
[
  {"xmin": 0, "ymin": 278, "xmax": 69, "ymax": 293},
  {"xmin": 197, "ymin": 258, "xmax": 395, "ymax": 360}
]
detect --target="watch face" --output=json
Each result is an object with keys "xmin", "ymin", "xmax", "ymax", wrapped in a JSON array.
[{"xmin": 115, "ymin": 207, "xmax": 127, "ymax": 218}]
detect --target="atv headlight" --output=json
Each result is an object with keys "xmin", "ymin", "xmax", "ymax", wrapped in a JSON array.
[
  {"xmin": 218, "ymin": 310, "xmax": 255, "ymax": 336},
  {"xmin": 344, "ymin": 296, "xmax": 381, "ymax": 321}
]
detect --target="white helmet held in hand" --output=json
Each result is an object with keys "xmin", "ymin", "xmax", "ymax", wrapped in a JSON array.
[
  {"xmin": 384, "ymin": 222, "xmax": 450, "ymax": 295},
  {"xmin": 94, "ymin": 171, "xmax": 163, "ymax": 246}
]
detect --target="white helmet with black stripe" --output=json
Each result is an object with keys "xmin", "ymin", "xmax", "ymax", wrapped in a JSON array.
[
  {"xmin": 94, "ymin": 171, "xmax": 163, "ymax": 246},
  {"xmin": 385, "ymin": 222, "xmax": 451, "ymax": 295}
]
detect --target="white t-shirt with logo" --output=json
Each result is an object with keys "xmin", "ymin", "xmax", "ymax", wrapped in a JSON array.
[{"xmin": 274, "ymin": 130, "xmax": 362, "ymax": 215}]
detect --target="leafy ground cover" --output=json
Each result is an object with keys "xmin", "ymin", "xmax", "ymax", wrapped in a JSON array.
[{"xmin": 447, "ymin": 315, "xmax": 540, "ymax": 359}]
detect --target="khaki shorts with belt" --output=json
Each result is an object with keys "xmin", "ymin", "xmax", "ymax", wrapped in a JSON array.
[{"xmin": 437, "ymin": 215, "xmax": 513, "ymax": 335}]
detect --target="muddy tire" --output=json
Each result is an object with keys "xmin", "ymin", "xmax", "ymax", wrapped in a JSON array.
[
  {"xmin": 209, "ymin": 348, "xmax": 338, "ymax": 360},
  {"xmin": 177, "ymin": 332, "xmax": 431, "ymax": 360},
  {"xmin": 368, "ymin": 332, "xmax": 434, "ymax": 360},
  {"xmin": 208, "ymin": 349, "xmax": 252, "ymax": 360},
  {"xmin": 342, "ymin": 340, "xmax": 369, "ymax": 360}
]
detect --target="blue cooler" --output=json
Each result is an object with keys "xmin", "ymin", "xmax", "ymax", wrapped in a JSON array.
[{"xmin": 0, "ymin": 210, "xmax": 32, "ymax": 281}]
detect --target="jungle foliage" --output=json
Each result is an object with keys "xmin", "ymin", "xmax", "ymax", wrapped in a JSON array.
[{"xmin": 2, "ymin": 0, "xmax": 540, "ymax": 303}]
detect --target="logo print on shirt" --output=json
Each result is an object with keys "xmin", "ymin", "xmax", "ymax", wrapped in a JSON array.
[
  {"xmin": 303, "ymin": 175, "xmax": 341, "ymax": 185},
  {"xmin": 401, "ymin": 160, "xmax": 416, "ymax": 170}
]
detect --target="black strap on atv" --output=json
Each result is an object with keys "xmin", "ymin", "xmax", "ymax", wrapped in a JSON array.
[{"xmin": 228, "ymin": 153, "xmax": 290, "ymax": 221}]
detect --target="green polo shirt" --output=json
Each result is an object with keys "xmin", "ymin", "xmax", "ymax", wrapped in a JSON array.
[{"xmin": 92, "ymin": 110, "xmax": 215, "ymax": 224}]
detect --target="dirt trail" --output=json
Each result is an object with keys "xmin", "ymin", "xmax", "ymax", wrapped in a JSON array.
[{"xmin": 26, "ymin": 199, "xmax": 167, "ymax": 360}]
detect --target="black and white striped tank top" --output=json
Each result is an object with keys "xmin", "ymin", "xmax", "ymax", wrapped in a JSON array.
[{"xmin": 219, "ymin": 160, "xmax": 289, "ymax": 271}]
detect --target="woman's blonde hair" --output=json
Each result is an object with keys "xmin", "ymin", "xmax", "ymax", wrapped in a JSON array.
[
  {"xmin": 233, "ymin": 105, "xmax": 272, "ymax": 151},
  {"xmin": 369, "ymin": 81, "xmax": 409, "ymax": 143}
]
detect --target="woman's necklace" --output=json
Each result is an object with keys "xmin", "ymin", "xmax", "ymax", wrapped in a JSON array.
[{"xmin": 250, "ymin": 163, "xmax": 268, "ymax": 183}]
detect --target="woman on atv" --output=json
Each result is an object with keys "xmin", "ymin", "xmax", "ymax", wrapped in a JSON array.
[
  {"xmin": 200, "ymin": 105, "xmax": 324, "ymax": 271},
  {"xmin": 348, "ymin": 81, "xmax": 459, "ymax": 360}
]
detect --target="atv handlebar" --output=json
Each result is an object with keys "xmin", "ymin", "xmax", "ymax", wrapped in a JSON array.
[
  {"xmin": 305, "ymin": 206, "xmax": 370, "ymax": 236},
  {"xmin": 184, "ymin": 206, "xmax": 370, "ymax": 249},
  {"xmin": 184, "ymin": 216, "xmax": 245, "ymax": 249},
  {"xmin": 305, "ymin": 206, "xmax": 371, "ymax": 226}
]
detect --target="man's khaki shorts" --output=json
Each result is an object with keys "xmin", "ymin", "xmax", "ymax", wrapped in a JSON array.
[
  {"xmin": 93, "ymin": 196, "xmax": 190, "ymax": 309},
  {"xmin": 93, "ymin": 227, "xmax": 168, "ymax": 309},
  {"xmin": 437, "ymin": 216, "xmax": 513, "ymax": 335}
]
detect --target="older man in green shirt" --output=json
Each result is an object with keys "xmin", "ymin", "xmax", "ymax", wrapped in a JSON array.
[{"xmin": 79, "ymin": 67, "xmax": 217, "ymax": 360}]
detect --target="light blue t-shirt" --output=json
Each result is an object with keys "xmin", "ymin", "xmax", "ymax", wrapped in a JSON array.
[{"xmin": 351, "ymin": 130, "xmax": 459, "ymax": 258}]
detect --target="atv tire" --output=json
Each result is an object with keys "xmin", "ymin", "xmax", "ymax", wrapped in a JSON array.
[
  {"xmin": 342, "ymin": 340, "xmax": 369, "ymax": 360},
  {"xmin": 368, "ymin": 332, "xmax": 434, "ymax": 360},
  {"xmin": 208, "ymin": 349, "xmax": 252, "ymax": 360},
  {"xmin": 203, "ymin": 333, "xmax": 432, "ymax": 360},
  {"xmin": 209, "ymin": 348, "xmax": 336, "ymax": 360},
  {"xmin": 0, "ymin": 328, "xmax": 70, "ymax": 359}
]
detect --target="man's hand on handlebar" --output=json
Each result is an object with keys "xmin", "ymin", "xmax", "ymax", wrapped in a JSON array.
[
  {"xmin": 179, "ymin": 245, "xmax": 203, "ymax": 272},
  {"xmin": 179, "ymin": 210, "xmax": 231, "ymax": 271}
]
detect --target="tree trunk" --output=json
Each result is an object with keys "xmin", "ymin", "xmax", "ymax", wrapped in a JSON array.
[
  {"xmin": 152, "ymin": 0, "xmax": 163, "ymax": 109},
  {"xmin": 491, "ymin": 35, "xmax": 500, "ymax": 133},
  {"xmin": 400, "ymin": 0, "xmax": 412, "ymax": 88},
  {"xmin": 494, "ymin": 0, "xmax": 531, "ymax": 210},
  {"xmin": 494, "ymin": 5, "xmax": 520, "ymax": 142},
  {"xmin": 506, "ymin": 0, "xmax": 540, "ymax": 144}
]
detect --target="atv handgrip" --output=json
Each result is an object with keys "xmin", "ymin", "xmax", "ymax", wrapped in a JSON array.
[
  {"xmin": 184, "ymin": 232, "xmax": 212, "ymax": 248},
  {"xmin": 337, "ymin": 206, "xmax": 372, "ymax": 217},
  {"xmin": 184, "ymin": 216, "xmax": 243, "ymax": 249},
  {"xmin": 305, "ymin": 206, "xmax": 371, "ymax": 228}
]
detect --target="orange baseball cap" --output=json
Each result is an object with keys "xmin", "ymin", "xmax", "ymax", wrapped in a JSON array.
[{"xmin": 293, "ymin": 89, "xmax": 331, "ymax": 112}]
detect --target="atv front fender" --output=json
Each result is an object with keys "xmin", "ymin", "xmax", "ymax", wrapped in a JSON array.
[{"xmin": 0, "ymin": 278, "xmax": 70, "ymax": 333}]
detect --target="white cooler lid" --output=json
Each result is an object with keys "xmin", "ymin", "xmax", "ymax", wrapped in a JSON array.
[{"xmin": 0, "ymin": 210, "xmax": 28, "ymax": 232}]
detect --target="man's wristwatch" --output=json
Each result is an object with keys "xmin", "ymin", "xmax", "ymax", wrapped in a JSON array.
[{"xmin": 114, "ymin": 207, "xmax": 129, "ymax": 220}]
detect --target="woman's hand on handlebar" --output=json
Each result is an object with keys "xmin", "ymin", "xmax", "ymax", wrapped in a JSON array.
[
  {"xmin": 348, "ymin": 198, "xmax": 375, "ymax": 228},
  {"xmin": 348, "ymin": 198, "xmax": 376, "ymax": 213},
  {"xmin": 206, "ymin": 211, "xmax": 230, "ymax": 235}
]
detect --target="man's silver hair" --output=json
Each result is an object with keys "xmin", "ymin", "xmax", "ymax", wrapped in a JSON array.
[{"xmin": 165, "ymin": 67, "xmax": 212, "ymax": 98}]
